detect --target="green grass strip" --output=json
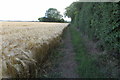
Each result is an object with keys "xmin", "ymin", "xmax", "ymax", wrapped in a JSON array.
[{"xmin": 70, "ymin": 26, "xmax": 104, "ymax": 78}]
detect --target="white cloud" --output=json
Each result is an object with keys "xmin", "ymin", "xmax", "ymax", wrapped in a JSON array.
[{"xmin": 0, "ymin": 0, "xmax": 76, "ymax": 21}]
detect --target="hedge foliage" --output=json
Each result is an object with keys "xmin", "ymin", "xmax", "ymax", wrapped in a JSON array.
[{"xmin": 65, "ymin": 2, "xmax": 120, "ymax": 61}]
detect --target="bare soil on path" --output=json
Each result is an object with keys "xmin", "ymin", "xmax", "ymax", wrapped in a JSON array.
[{"xmin": 50, "ymin": 28, "xmax": 79, "ymax": 78}]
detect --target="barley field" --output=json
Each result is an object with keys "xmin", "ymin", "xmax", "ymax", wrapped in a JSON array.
[{"xmin": 0, "ymin": 22, "xmax": 68, "ymax": 78}]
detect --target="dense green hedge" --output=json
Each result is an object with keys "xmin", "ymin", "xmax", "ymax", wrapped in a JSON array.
[{"xmin": 65, "ymin": 2, "xmax": 120, "ymax": 61}]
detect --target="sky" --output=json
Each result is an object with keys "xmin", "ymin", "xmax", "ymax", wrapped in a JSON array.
[
  {"xmin": 0, "ymin": 0, "xmax": 77, "ymax": 21},
  {"xmin": 0, "ymin": 0, "xmax": 119, "ymax": 21}
]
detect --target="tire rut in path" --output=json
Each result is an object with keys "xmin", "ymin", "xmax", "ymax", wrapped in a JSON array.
[{"xmin": 58, "ymin": 29, "xmax": 79, "ymax": 78}]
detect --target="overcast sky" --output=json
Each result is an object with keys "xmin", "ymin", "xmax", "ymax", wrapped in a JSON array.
[
  {"xmin": 0, "ymin": 0, "xmax": 77, "ymax": 21},
  {"xmin": 0, "ymin": 0, "xmax": 119, "ymax": 21}
]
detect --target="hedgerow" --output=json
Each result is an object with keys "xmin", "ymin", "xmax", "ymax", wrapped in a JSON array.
[{"xmin": 65, "ymin": 2, "xmax": 120, "ymax": 62}]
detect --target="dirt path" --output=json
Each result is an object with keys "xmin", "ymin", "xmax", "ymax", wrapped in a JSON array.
[
  {"xmin": 57, "ymin": 28, "xmax": 79, "ymax": 78},
  {"xmin": 48, "ymin": 28, "xmax": 79, "ymax": 78},
  {"xmin": 76, "ymin": 28, "xmax": 100, "ymax": 55}
]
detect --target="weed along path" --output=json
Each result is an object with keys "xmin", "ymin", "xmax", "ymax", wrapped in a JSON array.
[{"xmin": 58, "ymin": 28, "xmax": 79, "ymax": 78}]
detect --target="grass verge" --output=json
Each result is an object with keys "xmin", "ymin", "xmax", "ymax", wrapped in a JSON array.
[
  {"xmin": 38, "ymin": 27, "xmax": 68, "ymax": 78},
  {"xmin": 70, "ymin": 26, "xmax": 104, "ymax": 78}
]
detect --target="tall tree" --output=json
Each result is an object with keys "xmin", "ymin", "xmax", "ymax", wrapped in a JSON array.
[
  {"xmin": 38, "ymin": 8, "xmax": 65, "ymax": 22},
  {"xmin": 45, "ymin": 8, "xmax": 63, "ymax": 20}
]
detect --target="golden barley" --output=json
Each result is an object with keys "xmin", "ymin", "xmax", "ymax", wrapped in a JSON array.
[
  {"xmin": 1, "ymin": 22, "xmax": 68, "ymax": 78},
  {"xmin": 0, "ymin": 22, "xmax": 2, "ymax": 79}
]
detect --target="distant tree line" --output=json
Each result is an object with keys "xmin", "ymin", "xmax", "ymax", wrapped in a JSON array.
[{"xmin": 38, "ymin": 8, "xmax": 66, "ymax": 22}]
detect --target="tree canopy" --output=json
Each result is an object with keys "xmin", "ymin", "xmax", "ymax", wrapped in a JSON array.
[
  {"xmin": 45, "ymin": 8, "xmax": 62, "ymax": 19},
  {"xmin": 64, "ymin": 2, "xmax": 82, "ymax": 21},
  {"xmin": 38, "ymin": 8, "xmax": 65, "ymax": 22}
]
